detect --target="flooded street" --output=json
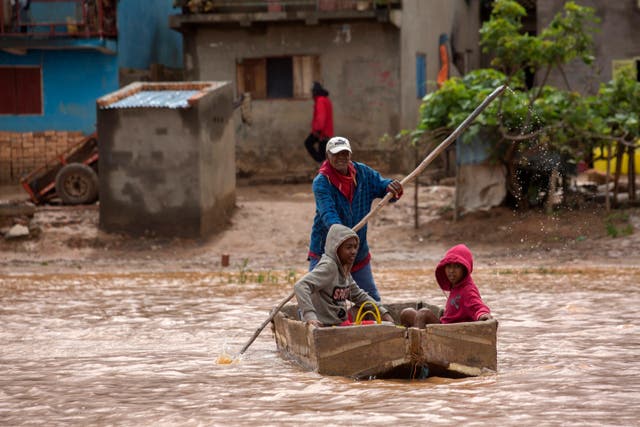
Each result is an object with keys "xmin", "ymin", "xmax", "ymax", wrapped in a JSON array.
[{"xmin": 1, "ymin": 266, "xmax": 639, "ymax": 426}]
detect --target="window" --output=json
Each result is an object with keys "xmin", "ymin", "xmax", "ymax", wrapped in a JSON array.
[
  {"xmin": 0, "ymin": 66, "xmax": 42, "ymax": 115},
  {"xmin": 267, "ymin": 57, "xmax": 293, "ymax": 98},
  {"xmin": 236, "ymin": 55, "xmax": 320, "ymax": 99},
  {"xmin": 416, "ymin": 53, "xmax": 426, "ymax": 99}
]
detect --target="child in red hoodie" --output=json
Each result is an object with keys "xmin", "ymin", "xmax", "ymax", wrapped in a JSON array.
[{"xmin": 401, "ymin": 244, "xmax": 493, "ymax": 328}]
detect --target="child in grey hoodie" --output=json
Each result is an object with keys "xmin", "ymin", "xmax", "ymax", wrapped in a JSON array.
[{"xmin": 294, "ymin": 224, "xmax": 394, "ymax": 327}]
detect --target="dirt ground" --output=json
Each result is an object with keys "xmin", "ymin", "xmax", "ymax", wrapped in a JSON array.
[{"xmin": 2, "ymin": 180, "xmax": 640, "ymax": 275}]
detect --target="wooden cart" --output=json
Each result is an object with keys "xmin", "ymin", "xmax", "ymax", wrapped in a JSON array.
[{"xmin": 20, "ymin": 133, "xmax": 99, "ymax": 205}]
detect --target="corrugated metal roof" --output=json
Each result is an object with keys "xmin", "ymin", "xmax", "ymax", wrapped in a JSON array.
[{"xmin": 104, "ymin": 90, "xmax": 200, "ymax": 109}]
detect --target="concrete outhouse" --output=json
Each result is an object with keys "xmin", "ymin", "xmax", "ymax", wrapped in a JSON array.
[{"xmin": 97, "ymin": 81, "xmax": 235, "ymax": 238}]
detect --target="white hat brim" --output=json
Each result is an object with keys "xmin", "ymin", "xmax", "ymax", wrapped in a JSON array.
[{"xmin": 328, "ymin": 146, "xmax": 352, "ymax": 154}]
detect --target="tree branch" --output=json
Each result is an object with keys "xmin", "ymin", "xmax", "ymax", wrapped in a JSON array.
[
  {"xmin": 499, "ymin": 122, "xmax": 563, "ymax": 141},
  {"xmin": 556, "ymin": 62, "xmax": 573, "ymax": 91},
  {"xmin": 532, "ymin": 63, "xmax": 553, "ymax": 103}
]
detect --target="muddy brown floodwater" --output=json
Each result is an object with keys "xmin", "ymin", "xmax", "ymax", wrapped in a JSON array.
[{"xmin": 1, "ymin": 266, "xmax": 639, "ymax": 426}]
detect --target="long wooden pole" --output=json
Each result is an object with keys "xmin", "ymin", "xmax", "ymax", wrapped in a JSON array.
[
  {"xmin": 237, "ymin": 84, "xmax": 506, "ymax": 357},
  {"xmin": 352, "ymin": 84, "xmax": 506, "ymax": 231},
  {"xmin": 238, "ymin": 289, "xmax": 296, "ymax": 355}
]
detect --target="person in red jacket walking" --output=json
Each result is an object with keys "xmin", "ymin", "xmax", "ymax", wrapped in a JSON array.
[
  {"xmin": 304, "ymin": 82, "xmax": 334, "ymax": 162},
  {"xmin": 400, "ymin": 244, "xmax": 493, "ymax": 328}
]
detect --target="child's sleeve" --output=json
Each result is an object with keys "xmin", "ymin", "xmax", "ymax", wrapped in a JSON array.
[
  {"xmin": 293, "ymin": 262, "xmax": 334, "ymax": 322},
  {"xmin": 293, "ymin": 274, "xmax": 319, "ymax": 322},
  {"xmin": 465, "ymin": 287, "xmax": 491, "ymax": 321}
]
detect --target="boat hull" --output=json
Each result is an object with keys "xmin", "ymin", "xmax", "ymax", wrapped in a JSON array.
[{"xmin": 272, "ymin": 302, "xmax": 497, "ymax": 379}]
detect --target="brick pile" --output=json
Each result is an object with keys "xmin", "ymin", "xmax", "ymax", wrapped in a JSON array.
[{"xmin": 0, "ymin": 131, "xmax": 85, "ymax": 184}]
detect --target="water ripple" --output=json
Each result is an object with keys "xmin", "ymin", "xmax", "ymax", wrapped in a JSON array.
[{"xmin": 1, "ymin": 268, "xmax": 639, "ymax": 426}]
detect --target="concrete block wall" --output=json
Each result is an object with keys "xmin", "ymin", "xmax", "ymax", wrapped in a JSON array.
[
  {"xmin": 179, "ymin": 1, "xmax": 480, "ymax": 181},
  {"xmin": 97, "ymin": 81, "xmax": 236, "ymax": 238},
  {"xmin": 188, "ymin": 21, "xmax": 402, "ymax": 180},
  {"xmin": 537, "ymin": 0, "xmax": 640, "ymax": 94},
  {"xmin": 0, "ymin": 131, "xmax": 84, "ymax": 184}
]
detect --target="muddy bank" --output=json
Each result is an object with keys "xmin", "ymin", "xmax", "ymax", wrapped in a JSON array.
[{"xmin": 2, "ymin": 183, "xmax": 640, "ymax": 274}]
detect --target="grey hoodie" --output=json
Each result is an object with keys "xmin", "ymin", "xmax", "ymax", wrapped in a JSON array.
[{"xmin": 294, "ymin": 224, "xmax": 388, "ymax": 326}]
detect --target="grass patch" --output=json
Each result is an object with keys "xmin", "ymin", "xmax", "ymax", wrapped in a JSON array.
[
  {"xmin": 604, "ymin": 212, "xmax": 634, "ymax": 238},
  {"xmin": 227, "ymin": 259, "xmax": 300, "ymax": 285}
]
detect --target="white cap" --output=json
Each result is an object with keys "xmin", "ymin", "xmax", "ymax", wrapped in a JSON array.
[{"xmin": 326, "ymin": 136, "xmax": 352, "ymax": 154}]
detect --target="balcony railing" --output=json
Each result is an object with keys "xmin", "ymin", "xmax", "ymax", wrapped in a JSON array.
[
  {"xmin": 0, "ymin": 0, "xmax": 117, "ymax": 38},
  {"xmin": 173, "ymin": 0, "xmax": 400, "ymax": 14}
]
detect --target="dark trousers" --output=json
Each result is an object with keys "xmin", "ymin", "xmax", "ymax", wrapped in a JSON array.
[{"xmin": 304, "ymin": 133, "xmax": 328, "ymax": 162}]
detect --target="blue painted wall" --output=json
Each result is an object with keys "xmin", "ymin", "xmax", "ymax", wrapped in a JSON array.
[
  {"xmin": 118, "ymin": 0, "xmax": 183, "ymax": 70},
  {"xmin": 456, "ymin": 135, "xmax": 491, "ymax": 165},
  {"xmin": 0, "ymin": 0, "xmax": 183, "ymax": 133},
  {"xmin": 0, "ymin": 50, "xmax": 118, "ymax": 133},
  {"xmin": 456, "ymin": 127, "xmax": 504, "ymax": 165}
]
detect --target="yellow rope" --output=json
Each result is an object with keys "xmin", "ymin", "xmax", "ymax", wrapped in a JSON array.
[{"xmin": 354, "ymin": 301, "xmax": 382, "ymax": 324}]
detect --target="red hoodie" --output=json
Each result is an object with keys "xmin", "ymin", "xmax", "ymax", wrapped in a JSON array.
[
  {"xmin": 311, "ymin": 95, "xmax": 333, "ymax": 139},
  {"xmin": 435, "ymin": 244, "xmax": 491, "ymax": 324}
]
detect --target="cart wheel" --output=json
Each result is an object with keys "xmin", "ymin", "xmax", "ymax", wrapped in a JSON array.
[{"xmin": 54, "ymin": 163, "xmax": 99, "ymax": 205}]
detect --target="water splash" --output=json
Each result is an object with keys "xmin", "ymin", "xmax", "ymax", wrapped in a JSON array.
[{"xmin": 216, "ymin": 340, "xmax": 237, "ymax": 365}]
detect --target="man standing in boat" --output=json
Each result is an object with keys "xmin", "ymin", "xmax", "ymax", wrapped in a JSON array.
[{"xmin": 307, "ymin": 137, "xmax": 403, "ymax": 301}]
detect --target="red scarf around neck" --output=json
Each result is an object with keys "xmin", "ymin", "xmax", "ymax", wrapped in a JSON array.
[{"xmin": 319, "ymin": 160, "xmax": 357, "ymax": 202}]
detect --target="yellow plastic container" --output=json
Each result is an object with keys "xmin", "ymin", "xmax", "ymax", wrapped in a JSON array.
[{"xmin": 593, "ymin": 141, "xmax": 640, "ymax": 174}]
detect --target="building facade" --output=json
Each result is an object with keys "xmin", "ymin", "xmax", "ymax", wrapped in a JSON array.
[
  {"xmin": 0, "ymin": 0, "xmax": 183, "ymax": 185},
  {"xmin": 536, "ymin": 0, "xmax": 640, "ymax": 94},
  {"xmin": 170, "ymin": 0, "xmax": 482, "ymax": 180}
]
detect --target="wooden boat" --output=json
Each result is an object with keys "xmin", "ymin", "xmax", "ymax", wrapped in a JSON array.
[{"xmin": 271, "ymin": 301, "xmax": 497, "ymax": 379}]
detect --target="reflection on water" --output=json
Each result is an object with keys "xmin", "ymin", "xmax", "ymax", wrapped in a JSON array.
[{"xmin": 1, "ymin": 267, "xmax": 639, "ymax": 426}]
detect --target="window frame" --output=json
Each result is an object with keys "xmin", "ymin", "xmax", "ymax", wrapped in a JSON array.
[{"xmin": 236, "ymin": 55, "xmax": 320, "ymax": 100}]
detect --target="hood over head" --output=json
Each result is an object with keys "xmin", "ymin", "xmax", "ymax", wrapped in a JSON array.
[
  {"xmin": 435, "ymin": 244, "xmax": 473, "ymax": 291},
  {"xmin": 312, "ymin": 81, "xmax": 329, "ymax": 97},
  {"xmin": 324, "ymin": 224, "xmax": 359, "ymax": 266}
]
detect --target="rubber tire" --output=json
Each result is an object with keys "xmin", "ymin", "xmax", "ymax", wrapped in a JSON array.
[{"xmin": 54, "ymin": 163, "xmax": 99, "ymax": 205}]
